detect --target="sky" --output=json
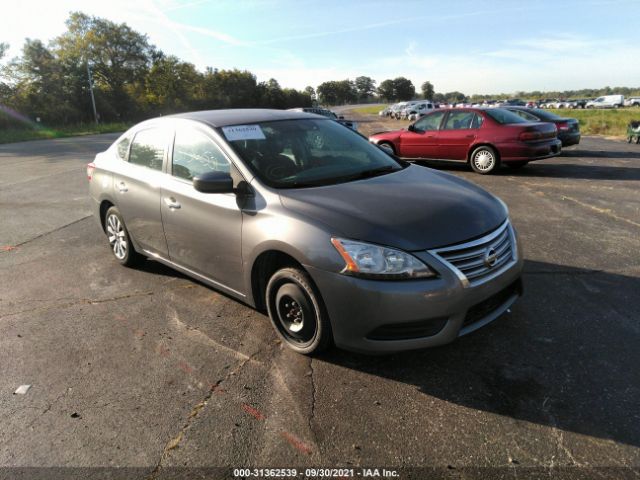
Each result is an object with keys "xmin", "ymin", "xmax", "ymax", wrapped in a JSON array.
[{"xmin": 1, "ymin": 0, "xmax": 639, "ymax": 95}]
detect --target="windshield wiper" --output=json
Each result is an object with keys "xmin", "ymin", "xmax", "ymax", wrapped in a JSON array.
[{"xmin": 351, "ymin": 165, "xmax": 398, "ymax": 179}]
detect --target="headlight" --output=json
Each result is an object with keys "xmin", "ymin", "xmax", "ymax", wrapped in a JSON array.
[{"xmin": 330, "ymin": 238, "xmax": 436, "ymax": 279}]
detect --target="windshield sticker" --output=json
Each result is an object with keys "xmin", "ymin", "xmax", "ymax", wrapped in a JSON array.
[{"xmin": 222, "ymin": 125, "xmax": 266, "ymax": 141}]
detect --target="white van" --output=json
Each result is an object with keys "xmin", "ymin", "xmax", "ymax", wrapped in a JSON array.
[
  {"xmin": 586, "ymin": 95, "xmax": 624, "ymax": 109},
  {"xmin": 403, "ymin": 101, "xmax": 436, "ymax": 120}
]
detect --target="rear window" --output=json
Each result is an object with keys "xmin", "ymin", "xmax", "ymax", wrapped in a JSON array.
[
  {"xmin": 529, "ymin": 109, "xmax": 562, "ymax": 121},
  {"xmin": 485, "ymin": 108, "xmax": 529, "ymax": 125},
  {"xmin": 116, "ymin": 136, "xmax": 131, "ymax": 160}
]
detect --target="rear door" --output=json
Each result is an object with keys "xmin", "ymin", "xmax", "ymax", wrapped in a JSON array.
[
  {"xmin": 437, "ymin": 110, "xmax": 483, "ymax": 160},
  {"xmin": 113, "ymin": 126, "xmax": 170, "ymax": 256},
  {"xmin": 160, "ymin": 125, "xmax": 244, "ymax": 294},
  {"xmin": 399, "ymin": 110, "xmax": 446, "ymax": 158}
]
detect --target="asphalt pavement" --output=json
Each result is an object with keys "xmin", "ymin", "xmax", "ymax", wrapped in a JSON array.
[{"xmin": 1, "ymin": 134, "xmax": 639, "ymax": 479}]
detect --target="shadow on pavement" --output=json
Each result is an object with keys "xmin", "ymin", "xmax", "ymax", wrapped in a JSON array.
[
  {"xmin": 319, "ymin": 260, "xmax": 640, "ymax": 448},
  {"xmin": 419, "ymin": 159, "xmax": 640, "ymax": 181}
]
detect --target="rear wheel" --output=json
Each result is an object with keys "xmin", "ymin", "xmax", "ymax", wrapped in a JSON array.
[
  {"xmin": 104, "ymin": 206, "xmax": 143, "ymax": 267},
  {"xmin": 266, "ymin": 267, "xmax": 332, "ymax": 355},
  {"xmin": 378, "ymin": 141, "xmax": 396, "ymax": 155},
  {"xmin": 469, "ymin": 146, "xmax": 500, "ymax": 174},
  {"xmin": 506, "ymin": 161, "xmax": 529, "ymax": 169}
]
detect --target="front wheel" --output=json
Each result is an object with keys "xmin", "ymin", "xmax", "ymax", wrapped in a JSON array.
[
  {"xmin": 266, "ymin": 267, "xmax": 332, "ymax": 355},
  {"xmin": 469, "ymin": 146, "xmax": 500, "ymax": 174},
  {"xmin": 104, "ymin": 206, "xmax": 143, "ymax": 267}
]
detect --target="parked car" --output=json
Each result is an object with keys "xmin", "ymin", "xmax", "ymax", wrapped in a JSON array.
[
  {"xmin": 624, "ymin": 97, "xmax": 640, "ymax": 107},
  {"xmin": 88, "ymin": 109, "xmax": 523, "ymax": 354},
  {"xmin": 379, "ymin": 106, "xmax": 391, "ymax": 116},
  {"xmin": 369, "ymin": 108, "xmax": 561, "ymax": 174},
  {"xmin": 503, "ymin": 107, "xmax": 580, "ymax": 147},
  {"xmin": 389, "ymin": 102, "xmax": 410, "ymax": 119},
  {"xmin": 288, "ymin": 107, "xmax": 357, "ymax": 131},
  {"xmin": 586, "ymin": 95, "xmax": 624, "ymax": 109},
  {"xmin": 404, "ymin": 101, "xmax": 436, "ymax": 120}
]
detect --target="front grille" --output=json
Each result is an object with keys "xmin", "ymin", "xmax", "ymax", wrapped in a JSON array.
[{"xmin": 429, "ymin": 221, "xmax": 516, "ymax": 287}]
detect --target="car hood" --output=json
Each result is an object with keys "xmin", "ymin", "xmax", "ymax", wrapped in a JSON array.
[{"xmin": 278, "ymin": 165, "xmax": 507, "ymax": 251}]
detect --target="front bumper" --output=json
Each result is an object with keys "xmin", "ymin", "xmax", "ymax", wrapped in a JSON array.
[{"xmin": 305, "ymin": 243, "xmax": 524, "ymax": 354}]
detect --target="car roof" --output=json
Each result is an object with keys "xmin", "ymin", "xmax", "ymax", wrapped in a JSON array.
[{"xmin": 167, "ymin": 108, "xmax": 323, "ymax": 127}]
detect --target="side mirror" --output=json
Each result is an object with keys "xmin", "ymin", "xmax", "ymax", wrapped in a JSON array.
[
  {"xmin": 338, "ymin": 115, "xmax": 345, "ymax": 120},
  {"xmin": 193, "ymin": 171, "xmax": 234, "ymax": 194},
  {"xmin": 407, "ymin": 124, "xmax": 416, "ymax": 132}
]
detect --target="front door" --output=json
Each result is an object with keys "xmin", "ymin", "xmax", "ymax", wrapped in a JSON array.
[
  {"xmin": 161, "ymin": 126, "xmax": 244, "ymax": 295},
  {"xmin": 437, "ymin": 110, "xmax": 482, "ymax": 160},
  {"xmin": 399, "ymin": 110, "xmax": 445, "ymax": 158}
]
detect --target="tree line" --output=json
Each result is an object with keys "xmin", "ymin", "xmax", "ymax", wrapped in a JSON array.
[
  {"xmin": 2, "ymin": 12, "xmax": 639, "ymax": 130},
  {"xmin": 0, "ymin": 13, "xmax": 313, "ymax": 129}
]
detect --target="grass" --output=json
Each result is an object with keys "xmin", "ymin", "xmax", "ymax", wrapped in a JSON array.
[
  {"xmin": 352, "ymin": 104, "xmax": 388, "ymax": 115},
  {"xmin": 0, "ymin": 122, "xmax": 131, "ymax": 144},
  {"xmin": 547, "ymin": 108, "xmax": 640, "ymax": 136}
]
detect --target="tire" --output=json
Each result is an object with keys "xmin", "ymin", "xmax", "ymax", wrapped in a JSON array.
[
  {"xmin": 104, "ymin": 206, "xmax": 143, "ymax": 267},
  {"xmin": 628, "ymin": 136, "xmax": 633, "ymax": 144},
  {"xmin": 636, "ymin": 136, "xmax": 640, "ymax": 145},
  {"xmin": 378, "ymin": 141, "xmax": 396, "ymax": 155},
  {"xmin": 506, "ymin": 161, "xmax": 529, "ymax": 169},
  {"xmin": 265, "ymin": 267, "xmax": 332, "ymax": 355},
  {"xmin": 469, "ymin": 146, "xmax": 500, "ymax": 174}
]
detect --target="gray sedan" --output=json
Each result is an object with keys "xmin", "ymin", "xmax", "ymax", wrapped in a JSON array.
[{"xmin": 88, "ymin": 109, "xmax": 523, "ymax": 354}]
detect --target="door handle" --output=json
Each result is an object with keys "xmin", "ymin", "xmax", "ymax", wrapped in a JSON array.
[
  {"xmin": 465, "ymin": 134, "xmax": 475, "ymax": 139},
  {"xmin": 117, "ymin": 182, "xmax": 128, "ymax": 193},
  {"xmin": 164, "ymin": 197, "xmax": 181, "ymax": 209}
]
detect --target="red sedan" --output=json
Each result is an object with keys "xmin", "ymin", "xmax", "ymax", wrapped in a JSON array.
[{"xmin": 369, "ymin": 108, "xmax": 562, "ymax": 174}]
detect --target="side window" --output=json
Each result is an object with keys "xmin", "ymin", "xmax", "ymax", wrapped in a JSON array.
[
  {"xmin": 116, "ymin": 136, "xmax": 131, "ymax": 160},
  {"xmin": 471, "ymin": 113, "xmax": 484, "ymax": 129},
  {"xmin": 129, "ymin": 129, "xmax": 166, "ymax": 171},
  {"xmin": 414, "ymin": 111, "xmax": 445, "ymax": 132},
  {"xmin": 443, "ymin": 111, "xmax": 476, "ymax": 130},
  {"xmin": 172, "ymin": 128, "xmax": 230, "ymax": 181}
]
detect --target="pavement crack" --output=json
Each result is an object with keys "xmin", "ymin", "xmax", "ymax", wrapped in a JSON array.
[
  {"xmin": 308, "ymin": 357, "xmax": 317, "ymax": 435},
  {"xmin": 0, "ymin": 215, "xmax": 92, "ymax": 251},
  {"xmin": 0, "ymin": 291, "xmax": 154, "ymax": 319},
  {"xmin": 146, "ymin": 344, "xmax": 269, "ymax": 479},
  {"xmin": 561, "ymin": 194, "xmax": 640, "ymax": 229}
]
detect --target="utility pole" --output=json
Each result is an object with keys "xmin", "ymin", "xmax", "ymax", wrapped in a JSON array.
[{"xmin": 87, "ymin": 62, "xmax": 99, "ymax": 124}]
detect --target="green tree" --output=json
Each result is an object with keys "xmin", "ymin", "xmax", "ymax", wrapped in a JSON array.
[
  {"xmin": 421, "ymin": 81, "xmax": 434, "ymax": 100},
  {"xmin": 377, "ymin": 79, "xmax": 395, "ymax": 101},
  {"xmin": 54, "ymin": 12, "xmax": 157, "ymax": 121},
  {"xmin": 355, "ymin": 76, "xmax": 376, "ymax": 101},
  {"xmin": 141, "ymin": 55, "xmax": 202, "ymax": 114},
  {"xmin": 202, "ymin": 68, "xmax": 259, "ymax": 109},
  {"xmin": 393, "ymin": 77, "xmax": 415, "ymax": 101}
]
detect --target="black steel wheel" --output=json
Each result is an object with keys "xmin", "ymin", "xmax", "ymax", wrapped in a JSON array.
[{"xmin": 266, "ymin": 267, "xmax": 332, "ymax": 354}]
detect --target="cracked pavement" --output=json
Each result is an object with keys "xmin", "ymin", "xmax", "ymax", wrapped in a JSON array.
[{"xmin": 1, "ymin": 133, "xmax": 639, "ymax": 478}]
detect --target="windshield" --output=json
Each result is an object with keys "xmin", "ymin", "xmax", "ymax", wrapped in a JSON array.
[
  {"xmin": 222, "ymin": 119, "xmax": 405, "ymax": 188},
  {"xmin": 485, "ymin": 108, "xmax": 529, "ymax": 125}
]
